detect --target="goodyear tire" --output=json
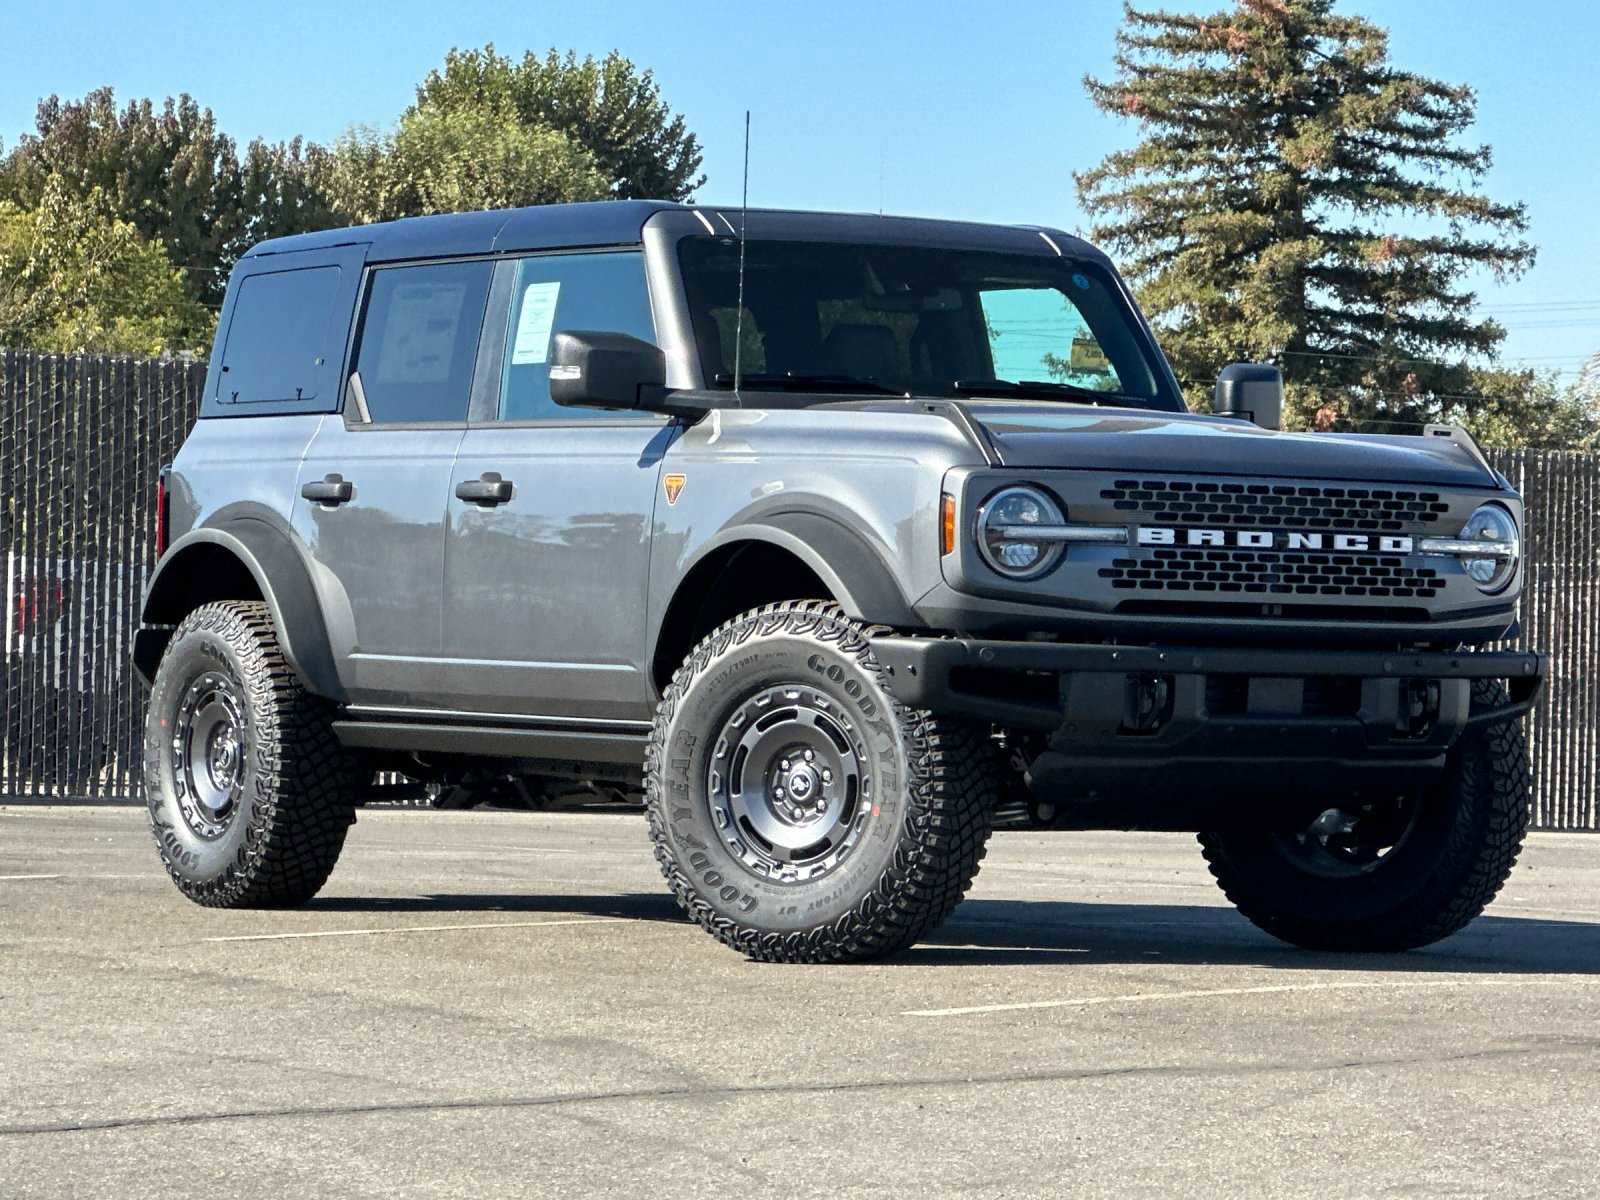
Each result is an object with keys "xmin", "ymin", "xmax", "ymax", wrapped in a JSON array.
[
  {"xmin": 1199, "ymin": 680, "xmax": 1531, "ymax": 952},
  {"xmin": 646, "ymin": 601, "xmax": 996, "ymax": 962},
  {"xmin": 143, "ymin": 600, "xmax": 356, "ymax": 907}
]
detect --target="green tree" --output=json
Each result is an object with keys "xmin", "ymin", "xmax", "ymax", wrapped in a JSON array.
[
  {"xmin": 1455, "ymin": 367, "xmax": 1600, "ymax": 450},
  {"xmin": 0, "ymin": 89, "xmax": 332, "ymax": 305},
  {"xmin": 318, "ymin": 106, "xmax": 608, "ymax": 225},
  {"xmin": 1077, "ymin": 0, "xmax": 1539, "ymax": 437},
  {"xmin": 321, "ymin": 46, "xmax": 703, "ymax": 222},
  {"xmin": 415, "ymin": 46, "xmax": 705, "ymax": 201},
  {"xmin": 0, "ymin": 175, "xmax": 211, "ymax": 355}
]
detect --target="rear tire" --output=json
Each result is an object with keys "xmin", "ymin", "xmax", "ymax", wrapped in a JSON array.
[
  {"xmin": 1199, "ymin": 680, "xmax": 1531, "ymax": 952},
  {"xmin": 646, "ymin": 601, "xmax": 996, "ymax": 962},
  {"xmin": 143, "ymin": 601, "xmax": 356, "ymax": 908}
]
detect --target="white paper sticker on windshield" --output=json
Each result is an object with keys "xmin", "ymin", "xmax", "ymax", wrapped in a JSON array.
[{"xmin": 510, "ymin": 281, "xmax": 562, "ymax": 365}]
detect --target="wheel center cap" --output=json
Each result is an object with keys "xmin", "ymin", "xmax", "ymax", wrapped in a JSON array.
[
  {"xmin": 784, "ymin": 764, "xmax": 819, "ymax": 802},
  {"xmin": 208, "ymin": 727, "xmax": 239, "ymax": 786}
]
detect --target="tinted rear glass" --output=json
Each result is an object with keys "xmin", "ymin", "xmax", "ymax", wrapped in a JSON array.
[{"xmin": 216, "ymin": 266, "xmax": 343, "ymax": 405}]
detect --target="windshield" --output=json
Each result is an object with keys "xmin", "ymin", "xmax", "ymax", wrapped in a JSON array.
[{"xmin": 677, "ymin": 237, "xmax": 1180, "ymax": 409}]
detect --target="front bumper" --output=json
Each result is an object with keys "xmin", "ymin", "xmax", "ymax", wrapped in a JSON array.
[{"xmin": 870, "ymin": 637, "xmax": 1545, "ymax": 812}]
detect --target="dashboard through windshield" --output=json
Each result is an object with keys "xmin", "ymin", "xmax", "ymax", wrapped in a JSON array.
[{"xmin": 676, "ymin": 236, "xmax": 1181, "ymax": 409}]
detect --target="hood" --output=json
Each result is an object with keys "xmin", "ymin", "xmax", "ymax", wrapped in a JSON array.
[{"xmin": 966, "ymin": 402, "xmax": 1499, "ymax": 489}]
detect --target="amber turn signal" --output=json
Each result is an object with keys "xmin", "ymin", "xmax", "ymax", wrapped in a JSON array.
[{"xmin": 941, "ymin": 492, "xmax": 957, "ymax": 555}]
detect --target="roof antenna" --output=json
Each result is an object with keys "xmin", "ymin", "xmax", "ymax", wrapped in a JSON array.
[
  {"xmin": 733, "ymin": 110, "xmax": 750, "ymax": 404},
  {"xmin": 879, "ymin": 140, "xmax": 885, "ymax": 216}
]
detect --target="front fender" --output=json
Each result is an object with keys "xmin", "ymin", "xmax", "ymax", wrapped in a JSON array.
[
  {"xmin": 134, "ymin": 519, "xmax": 344, "ymax": 700},
  {"xmin": 754, "ymin": 511, "xmax": 917, "ymax": 627},
  {"xmin": 675, "ymin": 511, "xmax": 918, "ymax": 629}
]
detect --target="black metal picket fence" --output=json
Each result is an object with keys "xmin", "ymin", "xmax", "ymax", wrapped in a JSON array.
[
  {"xmin": 2, "ymin": 350, "xmax": 204, "ymax": 802},
  {"xmin": 1495, "ymin": 449, "xmax": 1600, "ymax": 829},
  {"xmin": 2, "ymin": 349, "xmax": 1597, "ymax": 827}
]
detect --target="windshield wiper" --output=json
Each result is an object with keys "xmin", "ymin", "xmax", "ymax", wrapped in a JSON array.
[
  {"xmin": 714, "ymin": 372, "xmax": 905, "ymax": 396},
  {"xmin": 950, "ymin": 378, "xmax": 1136, "ymax": 405}
]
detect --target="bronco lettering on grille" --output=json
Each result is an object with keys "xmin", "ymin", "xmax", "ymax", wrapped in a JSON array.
[{"xmin": 1135, "ymin": 527, "xmax": 1416, "ymax": 554}]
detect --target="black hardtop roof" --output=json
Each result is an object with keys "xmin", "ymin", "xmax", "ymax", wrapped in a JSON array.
[
  {"xmin": 241, "ymin": 199, "xmax": 1102, "ymax": 264},
  {"xmin": 242, "ymin": 199, "xmax": 684, "ymax": 262}
]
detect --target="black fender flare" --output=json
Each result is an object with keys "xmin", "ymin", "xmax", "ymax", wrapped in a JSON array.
[
  {"xmin": 134, "ymin": 519, "xmax": 345, "ymax": 700},
  {"xmin": 751, "ymin": 511, "xmax": 917, "ymax": 627},
  {"xmin": 646, "ymin": 510, "xmax": 918, "ymax": 692},
  {"xmin": 657, "ymin": 510, "xmax": 917, "ymax": 635}
]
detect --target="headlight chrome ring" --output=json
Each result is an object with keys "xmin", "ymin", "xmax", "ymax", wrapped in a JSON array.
[
  {"xmin": 976, "ymin": 486, "xmax": 1067, "ymax": 580},
  {"xmin": 1456, "ymin": 503, "xmax": 1520, "ymax": 594}
]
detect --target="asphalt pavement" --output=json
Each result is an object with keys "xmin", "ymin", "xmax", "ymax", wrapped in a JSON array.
[{"xmin": 2, "ymin": 803, "xmax": 1597, "ymax": 1199}]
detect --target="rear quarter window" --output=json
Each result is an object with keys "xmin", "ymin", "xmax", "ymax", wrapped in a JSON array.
[{"xmin": 212, "ymin": 265, "xmax": 346, "ymax": 411}]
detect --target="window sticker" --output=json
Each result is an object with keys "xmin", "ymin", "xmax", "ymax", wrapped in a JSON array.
[
  {"xmin": 375, "ymin": 283, "xmax": 465, "ymax": 384},
  {"xmin": 1069, "ymin": 334, "xmax": 1111, "ymax": 374},
  {"xmin": 511, "ymin": 281, "xmax": 562, "ymax": 365}
]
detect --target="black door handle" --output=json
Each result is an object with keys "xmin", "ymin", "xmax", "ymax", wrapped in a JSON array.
[
  {"xmin": 455, "ymin": 472, "xmax": 514, "ymax": 506},
  {"xmin": 301, "ymin": 474, "xmax": 354, "ymax": 506}
]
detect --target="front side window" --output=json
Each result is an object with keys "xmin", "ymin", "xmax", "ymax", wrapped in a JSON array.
[
  {"xmin": 677, "ymin": 238, "xmax": 1177, "ymax": 408},
  {"xmin": 498, "ymin": 251, "xmax": 656, "ymax": 421},
  {"xmin": 351, "ymin": 260, "xmax": 493, "ymax": 423}
]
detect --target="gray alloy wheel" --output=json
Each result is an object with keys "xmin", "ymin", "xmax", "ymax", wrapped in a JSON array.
[
  {"xmin": 144, "ymin": 600, "xmax": 356, "ymax": 908},
  {"xmin": 646, "ymin": 600, "xmax": 997, "ymax": 963}
]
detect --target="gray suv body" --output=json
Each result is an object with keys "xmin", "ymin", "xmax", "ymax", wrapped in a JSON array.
[{"xmin": 133, "ymin": 200, "xmax": 1544, "ymax": 962}]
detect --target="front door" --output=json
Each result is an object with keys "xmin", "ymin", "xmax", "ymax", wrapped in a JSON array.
[
  {"xmin": 438, "ymin": 249, "xmax": 671, "ymax": 722},
  {"xmin": 293, "ymin": 258, "xmax": 493, "ymax": 707}
]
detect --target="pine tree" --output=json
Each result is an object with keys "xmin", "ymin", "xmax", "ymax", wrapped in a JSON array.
[{"xmin": 1077, "ymin": 0, "xmax": 1535, "ymax": 435}]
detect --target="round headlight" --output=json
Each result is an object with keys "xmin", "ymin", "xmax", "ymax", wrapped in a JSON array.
[
  {"xmin": 977, "ymin": 486, "xmax": 1066, "ymax": 579},
  {"xmin": 1459, "ymin": 503, "xmax": 1519, "ymax": 593}
]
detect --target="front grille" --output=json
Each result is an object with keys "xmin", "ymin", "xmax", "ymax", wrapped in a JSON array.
[
  {"xmin": 1099, "ymin": 546, "xmax": 1443, "ymax": 599},
  {"xmin": 1101, "ymin": 480, "xmax": 1450, "ymax": 532}
]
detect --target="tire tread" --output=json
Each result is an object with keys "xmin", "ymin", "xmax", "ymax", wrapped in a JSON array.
[
  {"xmin": 147, "ymin": 600, "xmax": 354, "ymax": 908},
  {"xmin": 1198, "ymin": 679, "xmax": 1532, "ymax": 952},
  {"xmin": 645, "ymin": 601, "xmax": 995, "ymax": 963}
]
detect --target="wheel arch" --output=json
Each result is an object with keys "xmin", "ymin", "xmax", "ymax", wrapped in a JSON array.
[
  {"xmin": 134, "ymin": 520, "xmax": 345, "ymax": 701},
  {"xmin": 648, "ymin": 514, "xmax": 916, "ymax": 693}
]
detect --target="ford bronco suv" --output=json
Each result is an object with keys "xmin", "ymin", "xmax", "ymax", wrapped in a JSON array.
[{"xmin": 134, "ymin": 200, "xmax": 1543, "ymax": 962}]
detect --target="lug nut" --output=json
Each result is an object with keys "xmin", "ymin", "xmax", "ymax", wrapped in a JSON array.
[
  {"xmin": 790, "ymin": 807, "xmax": 806, "ymax": 821},
  {"xmin": 822, "ymin": 769, "xmax": 833, "ymax": 784},
  {"xmin": 780, "ymin": 758, "xmax": 791, "ymax": 771},
  {"xmin": 774, "ymin": 787, "xmax": 786, "ymax": 799},
  {"xmin": 803, "ymin": 749, "xmax": 815, "ymax": 762}
]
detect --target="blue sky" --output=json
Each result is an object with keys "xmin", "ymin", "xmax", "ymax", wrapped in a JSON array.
[{"xmin": 4, "ymin": 0, "xmax": 1596, "ymax": 377}]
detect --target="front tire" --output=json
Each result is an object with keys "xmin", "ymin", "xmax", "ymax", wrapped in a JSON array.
[
  {"xmin": 1199, "ymin": 680, "xmax": 1531, "ymax": 952},
  {"xmin": 143, "ymin": 600, "xmax": 356, "ymax": 908},
  {"xmin": 646, "ymin": 602, "xmax": 996, "ymax": 962}
]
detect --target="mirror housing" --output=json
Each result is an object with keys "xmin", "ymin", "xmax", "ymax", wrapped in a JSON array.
[
  {"xmin": 549, "ymin": 330, "xmax": 706, "ymax": 417},
  {"xmin": 1213, "ymin": 363, "xmax": 1284, "ymax": 431}
]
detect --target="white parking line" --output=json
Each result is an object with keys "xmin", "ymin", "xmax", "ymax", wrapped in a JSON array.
[
  {"xmin": 903, "ymin": 977, "xmax": 1583, "ymax": 1018},
  {"xmin": 1496, "ymin": 905, "xmax": 1600, "ymax": 922},
  {"xmin": 0, "ymin": 874, "xmax": 64, "ymax": 881},
  {"xmin": 203, "ymin": 916, "xmax": 634, "ymax": 943},
  {"xmin": 937, "ymin": 944, "xmax": 1090, "ymax": 956}
]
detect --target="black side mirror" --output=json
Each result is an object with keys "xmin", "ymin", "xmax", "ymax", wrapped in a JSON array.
[
  {"xmin": 1213, "ymin": 363, "xmax": 1284, "ymax": 431},
  {"xmin": 549, "ymin": 330, "xmax": 706, "ymax": 417}
]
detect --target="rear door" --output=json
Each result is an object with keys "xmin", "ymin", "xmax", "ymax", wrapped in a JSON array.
[
  {"xmin": 437, "ymin": 249, "xmax": 673, "ymax": 722},
  {"xmin": 293, "ymin": 258, "xmax": 493, "ymax": 707}
]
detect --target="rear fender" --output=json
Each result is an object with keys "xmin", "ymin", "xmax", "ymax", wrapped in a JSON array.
[{"xmin": 134, "ymin": 519, "xmax": 343, "ymax": 700}]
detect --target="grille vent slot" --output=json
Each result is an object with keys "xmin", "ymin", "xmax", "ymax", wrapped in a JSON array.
[
  {"xmin": 1102, "ymin": 480, "xmax": 1449, "ymax": 533},
  {"xmin": 1099, "ymin": 547, "xmax": 1442, "ymax": 599}
]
